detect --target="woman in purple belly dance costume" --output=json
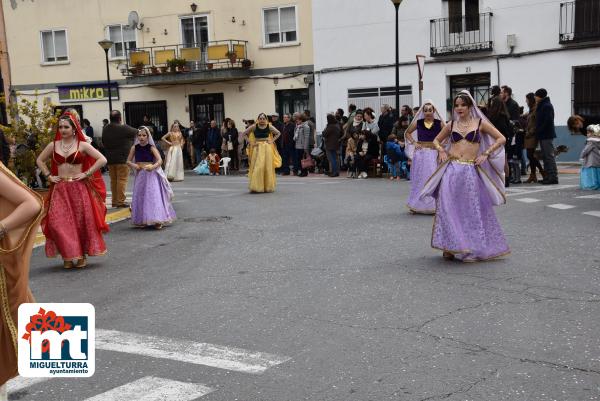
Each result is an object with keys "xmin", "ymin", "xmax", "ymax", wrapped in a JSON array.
[
  {"xmin": 126, "ymin": 127, "xmax": 176, "ymax": 229},
  {"xmin": 404, "ymin": 101, "xmax": 445, "ymax": 214},
  {"xmin": 420, "ymin": 91, "xmax": 510, "ymax": 262}
]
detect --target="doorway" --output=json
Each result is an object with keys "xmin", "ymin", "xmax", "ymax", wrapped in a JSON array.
[
  {"xmin": 275, "ymin": 89, "xmax": 309, "ymax": 117},
  {"xmin": 449, "ymin": 73, "xmax": 491, "ymax": 108},
  {"xmin": 124, "ymin": 101, "xmax": 168, "ymax": 137},
  {"xmin": 189, "ymin": 93, "xmax": 225, "ymax": 126}
]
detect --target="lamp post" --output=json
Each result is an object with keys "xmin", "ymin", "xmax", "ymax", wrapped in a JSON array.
[
  {"xmin": 98, "ymin": 39, "xmax": 114, "ymax": 115},
  {"xmin": 391, "ymin": 0, "xmax": 403, "ymax": 117}
]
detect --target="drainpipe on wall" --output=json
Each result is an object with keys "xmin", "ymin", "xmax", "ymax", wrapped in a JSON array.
[{"xmin": 0, "ymin": 0, "xmax": 11, "ymax": 110}]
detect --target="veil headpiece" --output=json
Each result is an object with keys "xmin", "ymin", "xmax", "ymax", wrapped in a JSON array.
[{"xmin": 405, "ymin": 99, "xmax": 443, "ymax": 159}]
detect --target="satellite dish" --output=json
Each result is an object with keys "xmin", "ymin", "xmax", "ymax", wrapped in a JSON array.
[{"xmin": 128, "ymin": 11, "xmax": 143, "ymax": 30}]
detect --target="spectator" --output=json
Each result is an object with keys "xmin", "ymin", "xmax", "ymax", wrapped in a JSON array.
[
  {"xmin": 362, "ymin": 108, "xmax": 380, "ymax": 136},
  {"xmin": 206, "ymin": 120, "xmax": 222, "ymax": 157},
  {"xmin": 386, "ymin": 134, "xmax": 406, "ymax": 180},
  {"xmin": 280, "ymin": 114, "xmax": 295, "ymax": 175},
  {"xmin": 535, "ymin": 88, "xmax": 558, "ymax": 185},
  {"xmin": 355, "ymin": 129, "xmax": 379, "ymax": 179},
  {"xmin": 343, "ymin": 104, "xmax": 357, "ymax": 133},
  {"xmin": 322, "ymin": 114, "xmax": 342, "ymax": 177},
  {"xmin": 102, "ymin": 119, "xmax": 109, "ymax": 128},
  {"xmin": 401, "ymin": 105, "xmax": 413, "ymax": 124},
  {"xmin": 293, "ymin": 112, "xmax": 311, "ymax": 176},
  {"xmin": 102, "ymin": 110, "xmax": 138, "ymax": 208},
  {"xmin": 488, "ymin": 96, "xmax": 514, "ymax": 185},
  {"xmin": 378, "ymin": 104, "xmax": 395, "ymax": 160},
  {"xmin": 580, "ymin": 124, "xmax": 600, "ymax": 190},
  {"xmin": 224, "ymin": 119, "xmax": 239, "ymax": 171},
  {"xmin": 82, "ymin": 119, "xmax": 94, "ymax": 141},
  {"xmin": 345, "ymin": 130, "xmax": 358, "ymax": 178},
  {"xmin": 304, "ymin": 110, "xmax": 317, "ymax": 148},
  {"xmin": 142, "ymin": 114, "xmax": 158, "ymax": 139},
  {"xmin": 501, "ymin": 85, "xmax": 521, "ymax": 121},
  {"xmin": 392, "ymin": 116, "xmax": 410, "ymax": 140},
  {"xmin": 568, "ymin": 114, "xmax": 600, "ymax": 136},
  {"xmin": 186, "ymin": 121, "xmax": 197, "ymax": 165},
  {"xmin": 524, "ymin": 92, "xmax": 544, "ymax": 183}
]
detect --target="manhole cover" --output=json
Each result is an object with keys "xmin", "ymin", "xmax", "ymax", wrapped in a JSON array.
[{"xmin": 183, "ymin": 216, "xmax": 232, "ymax": 223}]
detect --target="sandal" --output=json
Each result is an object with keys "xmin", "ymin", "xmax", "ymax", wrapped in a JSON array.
[
  {"xmin": 442, "ymin": 252, "xmax": 455, "ymax": 261},
  {"xmin": 63, "ymin": 260, "xmax": 75, "ymax": 269},
  {"xmin": 154, "ymin": 223, "xmax": 164, "ymax": 230},
  {"xmin": 75, "ymin": 257, "xmax": 87, "ymax": 268}
]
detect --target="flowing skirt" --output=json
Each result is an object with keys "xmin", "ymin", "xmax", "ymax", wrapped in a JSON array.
[
  {"xmin": 407, "ymin": 148, "xmax": 437, "ymax": 214},
  {"xmin": 248, "ymin": 142, "xmax": 276, "ymax": 193},
  {"xmin": 45, "ymin": 181, "xmax": 107, "ymax": 259},
  {"xmin": 580, "ymin": 167, "xmax": 600, "ymax": 190},
  {"xmin": 131, "ymin": 169, "xmax": 176, "ymax": 226},
  {"xmin": 165, "ymin": 146, "xmax": 184, "ymax": 182},
  {"xmin": 432, "ymin": 161, "xmax": 510, "ymax": 262},
  {"xmin": 193, "ymin": 161, "xmax": 209, "ymax": 175}
]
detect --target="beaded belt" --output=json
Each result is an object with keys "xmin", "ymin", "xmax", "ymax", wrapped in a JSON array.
[
  {"xmin": 448, "ymin": 157, "xmax": 476, "ymax": 165},
  {"xmin": 417, "ymin": 141, "xmax": 436, "ymax": 149}
]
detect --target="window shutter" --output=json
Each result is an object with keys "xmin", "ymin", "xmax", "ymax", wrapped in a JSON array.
[
  {"xmin": 264, "ymin": 8, "xmax": 280, "ymax": 43},
  {"xmin": 54, "ymin": 30, "xmax": 68, "ymax": 60},
  {"xmin": 465, "ymin": 0, "xmax": 480, "ymax": 31},
  {"xmin": 41, "ymin": 31, "xmax": 55, "ymax": 61},
  {"xmin": 448, "ymin": 0, "xmax": 462, "ymax": 34}
]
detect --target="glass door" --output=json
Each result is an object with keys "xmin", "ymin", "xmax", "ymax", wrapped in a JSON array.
[{"xmin": 180, "ymin": 15, "xmax": 209, "ymax": 67}]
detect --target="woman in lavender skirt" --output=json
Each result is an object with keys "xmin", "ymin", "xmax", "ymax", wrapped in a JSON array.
[
  {"xmin": 420, "ymin": 91, "xmax": 510, "ymax": 262},
  {"xmin": 126, "ymin": 127, "xmax": 176, "ymax": 229},
  {"xmin": 404, "ymin": 101, "xmax": 445, "ymax": 214}
]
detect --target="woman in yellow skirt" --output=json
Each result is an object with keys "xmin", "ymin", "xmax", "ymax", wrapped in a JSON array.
[{"xmin": 242, "ymin": 113, "xmax": 282, "ymax": 193}]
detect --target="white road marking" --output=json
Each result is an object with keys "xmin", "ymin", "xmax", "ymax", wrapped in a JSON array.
[
  {"xmin": 582, "ymin": 211, "xmax": 600, "ymax": 218},
  {"xmin": 82, "ymin": 376, "xmax": 213, "ymax": 401},
  {"xmin": 7, "ymin": 377, "xmax": 50, "ymax": 394},
  {"xmin": 515, "ymin": 198, "xmax": 542, "ymax": 203},
  {"xmin": 547, "ymin": 204, "xmax": 576, "ymax": 210},
  {"xmin": 96, "ymin": 329, "xmax": 290, "ymax": 374},
  {"xmin": 506, "ymin": 185, "xmax": 577, "ymax": 197},
  {"xmin": 576, "ymin": 194, "xmax": 600, "ymax": 199}
]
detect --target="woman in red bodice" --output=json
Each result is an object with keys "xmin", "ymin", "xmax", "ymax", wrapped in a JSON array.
[{"xmin": 36, "ymin": 112, "xmax": 108, "ymax": 269}]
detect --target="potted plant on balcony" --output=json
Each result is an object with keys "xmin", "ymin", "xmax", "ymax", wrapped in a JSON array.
[
  {"xmin": 241, "ymin": 59, "xmax": 252, "ymax": 70},
  {"xmin": 225, "ymin": 50, "xmax": 237, "ymax": 66},
  {"xmin": 166, "ymin": 58, "xmax": 178, "ymax": 73},
  {"xmin": 159, "ymin": 65, "xmax": 169, "ymax": 74},
  {"xmin": 150, "ymin": 66, "xmax": 159, "ymax": 75},
  {"xmin": 176, "ymin": 58, "xmax": 188, "ymax": 72},
  {"xmin": 0, "ymin": 94, "xmax": 59, "ymax": 188},
  {"xmin": 130, "ymin": 61, "xmax": 145, "ymax": 75}
]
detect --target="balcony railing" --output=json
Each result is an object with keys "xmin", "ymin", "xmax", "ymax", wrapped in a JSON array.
[
  {"xmin": 123, "ymin": 39, "xmax": 250, "ymax": 77},
  {"xmin": 560, "ymin": 0, "xmax": 600, "ymax": 44},
  {"xmin": 430, "ymin": 13, "xmax": 493, "ymax": 56}
]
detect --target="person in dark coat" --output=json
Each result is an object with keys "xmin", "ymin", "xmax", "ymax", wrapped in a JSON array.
[
  {"xmin": 378, "ymin": 104, "xmax": 396, "ymax": 160},
  {"xmin": 355, "ymin": 130, "xmax": 379, "ymax": 179},
  {"xmin": 280, "ymin": 114, "xmax": 295, "ymax": 175},
  {"xmin": 101, "ymin": 110, "xmax": 138, "ymax": 207},
  {"xmin": 535, "ymin": 88, "xmax": 558, "ymax": 185},
  {"xmin": 322, "ymin": 114, "xmax": 342, "ymax": 177},
  {"xmin": 206, "ymin": 120, "xmax": 222, "ymax": 158}
]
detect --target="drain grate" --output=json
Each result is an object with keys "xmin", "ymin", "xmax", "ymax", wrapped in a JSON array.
[{"xmin": 183, "ymin": 216, "xmax": 232, "ymax": 223}]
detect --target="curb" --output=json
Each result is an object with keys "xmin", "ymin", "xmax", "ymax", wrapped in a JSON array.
[{"xmin": 33, "ymin": 208, "xmax": 131, "ymax": 248}]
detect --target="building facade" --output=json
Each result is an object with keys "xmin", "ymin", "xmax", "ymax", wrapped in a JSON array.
[
  {"xmin": 313, "ymin": 0, "xmax": 600, "ymax": 161},
  {"xmin": 3, "ymin": 0, "xmax": 314, "ymax": 136}
]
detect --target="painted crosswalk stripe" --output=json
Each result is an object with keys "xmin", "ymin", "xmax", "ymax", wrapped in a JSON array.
[
  {"xmin": 547, "ymin": 204, "xmax": 576, "ymax": 210},
  {"xmin": 582, "ymin": 211, "xmax": 600, "ymax": 218},
  {"xmin": 82, "ymin": 376, "xmax": 213, "ymax": 401},
  {"xmin": 515, "ymin": 197, "xmax": 541, "ymax": 203},
  {"xmin": 7, "ymin": 377, "xmax": 50, "ymax": 394},
  {"xmin": 576, "ymin": 194, "xmax": 600, "ymax": 199},
  {"xmin": 96, "ymin": 329, "xmax": 290, "ymax": 374}
]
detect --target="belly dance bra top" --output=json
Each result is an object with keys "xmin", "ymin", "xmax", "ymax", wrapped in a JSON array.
[
  {"xmin": 53, "ymin": 142, "xmax": 85, "ymax": 165},
  {"xmin": 450, "ymin": 119, "xmax": 482, "ymax": 144}
]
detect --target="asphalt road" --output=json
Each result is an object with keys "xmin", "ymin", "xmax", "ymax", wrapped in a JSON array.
[{"xmin": 9, "ymin": 172, "xmax": 600, "ymax": 401}]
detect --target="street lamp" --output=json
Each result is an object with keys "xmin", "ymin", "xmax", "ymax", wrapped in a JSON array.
[
  {"xmin": 390, "ymin": 0, "xmax": 403, "ymax": 117},
  {"xmin": 98, "ymin": 39, "xmax": 114, "ymax": 115}
]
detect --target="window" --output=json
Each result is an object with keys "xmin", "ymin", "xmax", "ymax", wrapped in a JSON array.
[
  {"xmin": 263, "ymin": 6, "xmax": 297, "ymax": 45},
  {"xmin": 573, "ymin": 65, "xmax": 600, "ymax": 117},
  {"xmin": 107, "ymin": 24, "xmax": 136, "ymax": 59},
  {"xmin": 180, "ymin": 16, "xmax": 209, "ymax": 47},
  {"xmin": 446, "ymin": 0, "xmax": 479, "ymax": 33},
  {"xmin": 40, "ymin": 29, "xmax": 68, "ymax": 63},
  {"xmin": 347, "ymin": 86, "xmax": 413, "ymax": 111}
]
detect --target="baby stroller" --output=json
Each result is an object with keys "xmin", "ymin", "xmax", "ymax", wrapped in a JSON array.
[{"xmin": 310, "ymin": 146, "xmax": 328, "ymax": 174}]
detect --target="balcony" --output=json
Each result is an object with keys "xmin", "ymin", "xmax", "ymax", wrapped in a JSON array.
[
  {"xmin": 430, "ymin": 13, "xmax": 493, "ymax": 56},
  {"xmin": 123, "ymin": 39, "xmax": 251, "ymax": 84},
  {"xmin": 560, "ymin": 0, "xmax": 600, "ymax": 44}
]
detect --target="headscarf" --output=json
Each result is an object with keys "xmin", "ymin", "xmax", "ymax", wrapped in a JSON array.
[
  {"xmin": 135, "ymin": 126, "xmax": 173, "ymax": 200},
  {"xmin": 405, "ymin": 99, "xmax": 443, "ymax": 159},
  {"xmin": 450, "ymin": 90, "xmax": 506, "ymax": 204},
  {"xmin": 42, "ymin": 112, "xmax": 109, "ymax": 235}
]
